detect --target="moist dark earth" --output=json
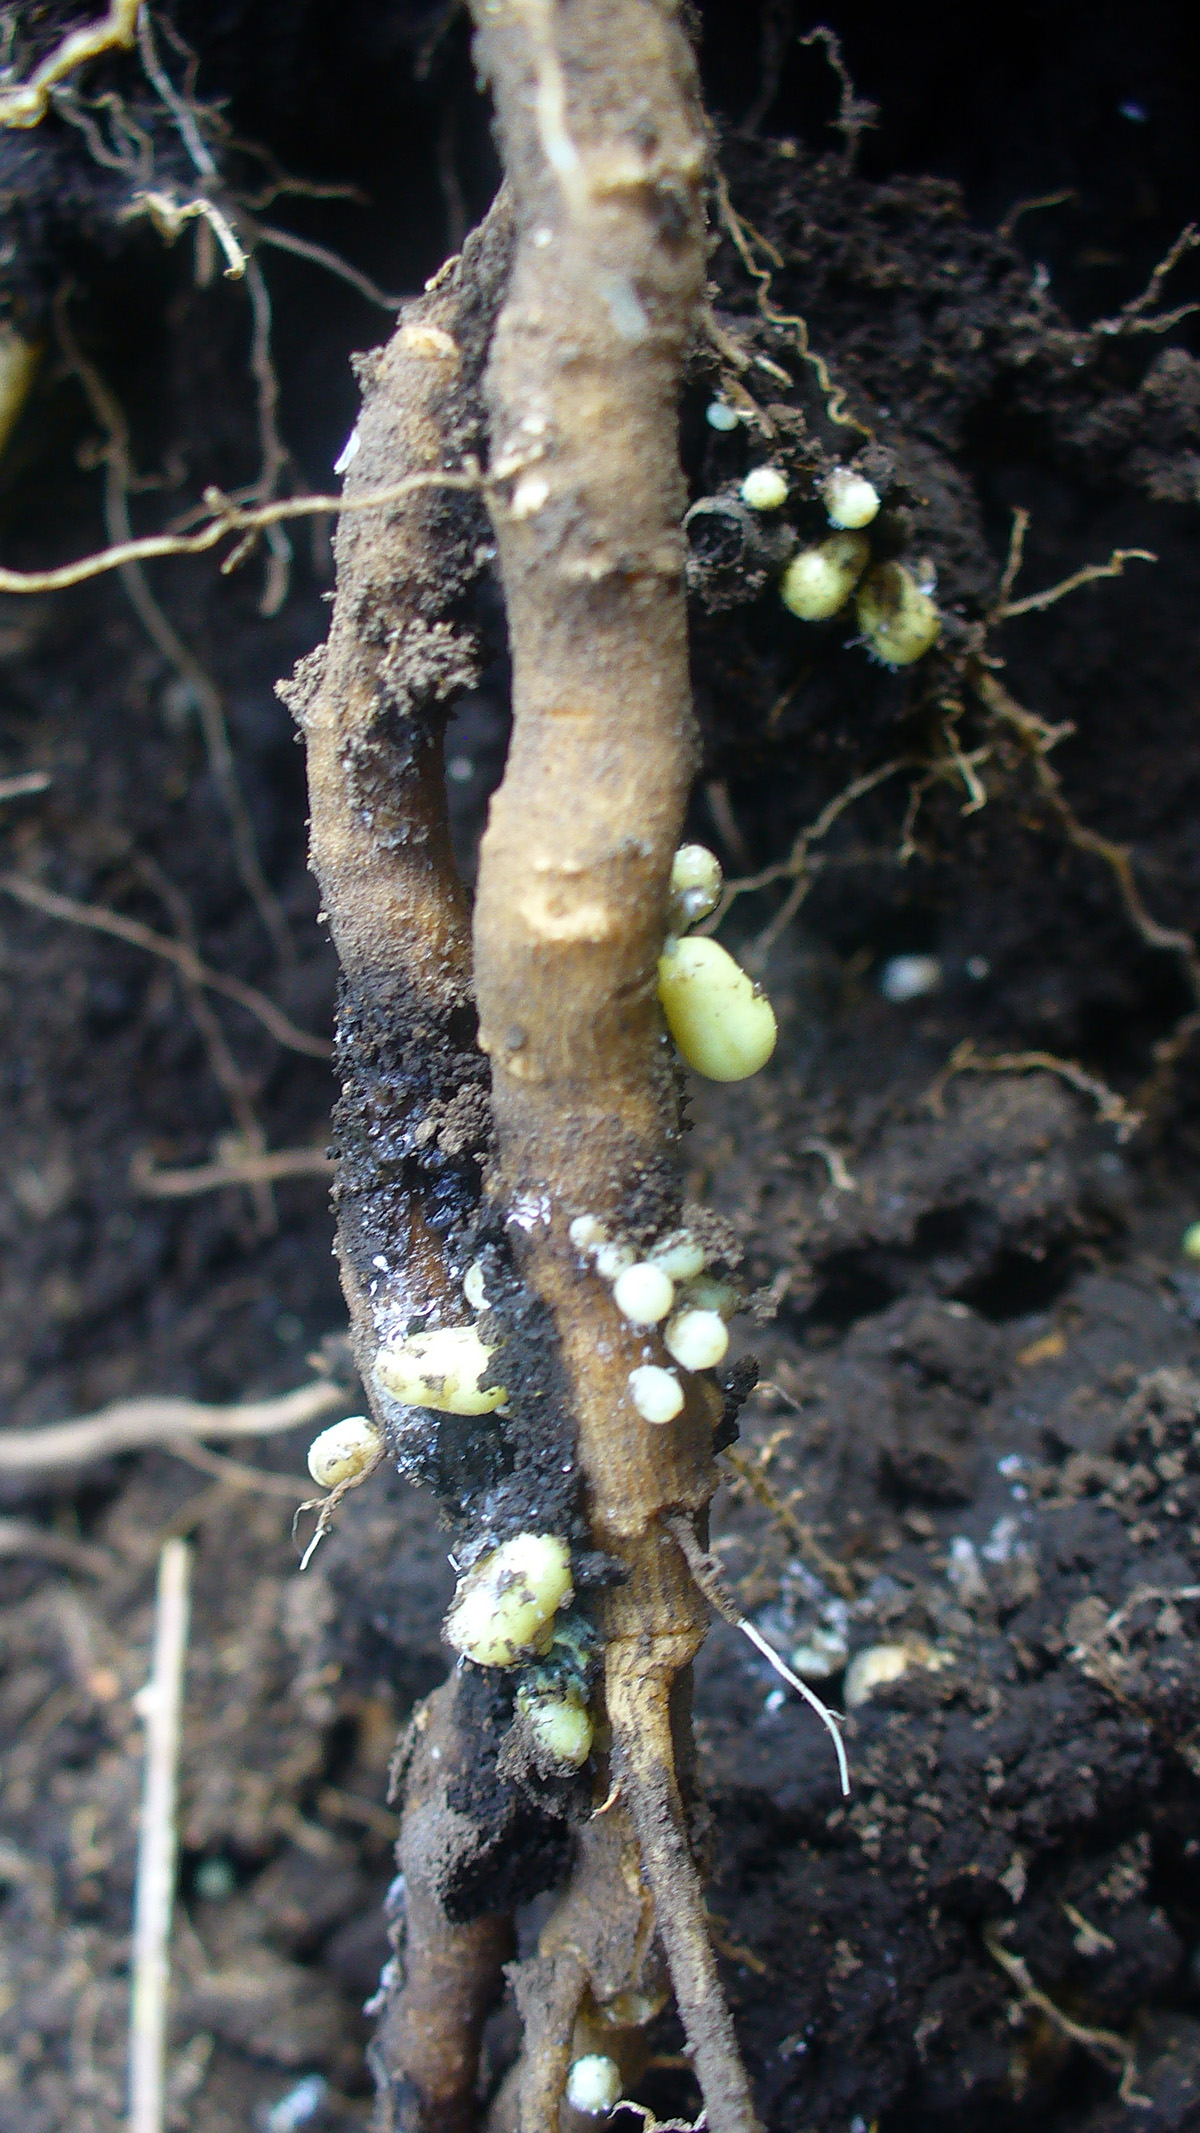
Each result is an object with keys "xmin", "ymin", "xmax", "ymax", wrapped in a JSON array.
[{"xmin": 2, "ymin": 2, "xmax": 1200, "ymax": 2129}]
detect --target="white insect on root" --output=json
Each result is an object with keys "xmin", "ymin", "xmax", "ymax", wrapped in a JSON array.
[
  {"xmin": 663, "ymin": 1306, "xmax": 729, "ymax": 1372},
  {"xmin": 740, "ymin": 465, "xmax": 788, "ymax": 512},
  {"xmin": 565, "ymin": 2052, "xmax": 624, "ymax": 2115},
  {"xmin": 668, "ymin": 841, "xmax": 724, "ymax": 931},
  {"xmin": 628, "ymin": 1364, "xmax": 685, "ymax": 1425},
  {"xmin": 648, "ymin": 1227, "xmax": 708, "ymax": 1282},
  {"xmin": 307, "ymin": 1413, "xmax": 383, "ymax": 1489},
  {"xmin": 857, "ymin": 561, "xmax": 941, "ymax": 666},
  {"xmin": 822, "ymin": 466, "xmax": 881, "ymax": 529},
  {"xmin": 612, "ymin": 1260, "xmax": 676, "ymax": 1325},
  {"xmin": 518, "ymin": 1683, "xmax": 595, "ymax": 1767},
  {"xmin": 677, "ymin": 1274, "xmax": 740, "ymax": 1319}
]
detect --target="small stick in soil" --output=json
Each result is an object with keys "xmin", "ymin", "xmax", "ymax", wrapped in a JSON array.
[
  {"xmin": 128, "ymin": 1536, "xmax": 191, "ymax": 2133},
  {"xmin": 983, "ymin": 1925, "xmax": 1148, "ymax": 2107},
  {"xmin": 0, "ymin": 0, "xmax": 140, "ymax": 128},
  {"xmin": 797, "ymin": 26, "xmax": 879, "ymax": 172},
  {"xmin": 975, "ymin": 667, "xmax": 1200, "ymax": 1000},
  {"xmin": 131, "ymin": 1144, "xmax": 331, "ymax": 1197},
  {"xmin": 135, "ymin": 857, "xmax": 278, "ymax": 1233},
  {"xmin": 721, "ymin": 1445, "xmax": 856, "ymax": 1599},
  {"xmin": 1090, "ymin": 221, "xmax": 1200, "ymax": 339},
  {"xmin": 0, "ymin": 1516, "xmax": 114, "ymax": 1577},
  {"xmin": 54, "ymin": 297, "xmax": 295, "ymax": 964},
  {"xmin": 0, "ymin": 770, "xmax": 51, "ymax": 804},
  {"xmin": 0, "ymin": 872, "xmax": 330, "ymax": 1058},
  {"xmin": 0, "ymin": 1378, "xmax": 344, "ymax": 1472},
  {"xmin": 165, "ymin": 1438, "xmax": 314, "ymax": 1500},
  {"xmin": 993, "ymin": 542, "xmax": 1155, "ymax": 621},
  {"xmin": 924, "ymin": 1038, "xmax": 1142, "ymax": 1141},
  {"xmin": 0, "ymin": 468, "xmax": 484, "ymax": 594}
]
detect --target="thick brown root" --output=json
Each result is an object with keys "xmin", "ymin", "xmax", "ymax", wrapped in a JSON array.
[
  {"xmin": 466, "ymin": 0, "xmax": 760, "ymax": 2123},
  {"xmin": 374, "ymin": 1678, "xmax": 515, "ymax": 2133}
]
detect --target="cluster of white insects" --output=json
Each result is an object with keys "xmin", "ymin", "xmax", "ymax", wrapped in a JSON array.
[
  {"xmin": 707, "ymin": 408, "xmax": 943, "ymax": 669},
  {"xmin": 303, "ymin": 841, "xmax": 775, "ymax": 1785}
]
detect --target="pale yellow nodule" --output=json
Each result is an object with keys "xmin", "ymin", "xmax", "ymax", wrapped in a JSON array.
[
  {"xmin": 566, "ymin": 2053, "xmax": 624, "ymax": 2115},
  {"xmin": 612, "ymin": 1260, "xmax": 675, "ymax": 1325},
  {"xmin": 627, "ymin": 1363, "xmax": 684, "ymax": 1424},
  {"xmin": 648, "ymin": 1228, "xmax": 707, "ymax": 1282},
  {"xmin": 518, "ymin": 1683, "xmax": 594, "ymax": 1767},
  {"xmin": 779, "ymin": 531, "xmax": 870, "ymax": 621},
  {"xmin": 856, "ymin": 562, "xmax": 941, "ymax": 667},
  {"xmin": 822, "ymin": 467, "xmax": 881, "ymax": 530},
  {"xmin": 740, "ymin": 465, "xmax": 789, "ymax": 512},
  {"xmin": 669, "ymin": 842, "xmax": 723, "ymax": 929},
  {"xmin": 306, "ymin": 1414, "xmax": 382, "ymax": 1488},
  {"xmin": 657, "ymin": 935, "xmax": 777, "ymax": 1082},
  {"xmin": 663, "ymin": 1306, "xmax": 729, "ymax": 1372},
  {"xmin": 445, "ymin": 1533, "xmax": 573, "ymax": 1667},
  {"xmin": 374, "ymin": 1325, "xmax": 505, "ymax": 1413}
]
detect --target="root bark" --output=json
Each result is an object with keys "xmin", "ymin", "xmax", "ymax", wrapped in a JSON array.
[
  {"xmin": 467, "ymin": 0, "xmax": 761, "ymax": 2123},
  {"xmin": 288, "ymin": 201, "xmax": 519, "ymax": 2133},
  {"xmin": 291, "ymin": 1, "xmax": 762, "ymax": 2119}
]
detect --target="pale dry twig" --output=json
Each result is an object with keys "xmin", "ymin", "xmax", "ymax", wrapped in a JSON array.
[
  {"xmin": 128, "ymin": 1536, "xmax": 191, "ymax": 2133},
  {"xmin": 0, "ymin": 0, "xmax": 139, "ymax": 130},
  {"xmin": 132, "ymin": 1145, "xmax": 332, "ymax": 1197},
  {"xmin": 0, "ymin": 1379, "xmax": 344, "ymax": 1473},
  {"xmin": 0, "ymin": 872, "xmax": 331, "ymax": 1058},
  {"xmin": 984, "ymin": 1926, "xmax": 1148, "ymax": 2107}
]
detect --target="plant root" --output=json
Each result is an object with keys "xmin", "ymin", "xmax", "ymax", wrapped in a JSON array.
[
  {"xmin": 0, "ymin": 872, "xmax": 329, "ymax": 1058},
  {"xmin": 374, "ymin": 1679, "xmax": 516, "ymax": 2133},
  {"xmin": 285, "ymin": 193, "xmax": 519, "ymax": 2128},
  {"xmin": 0, "ymin": 1379, "xmax": 345, "ymax": 1474},
  {"xmin": 463, "ymin": 2, "xmax": 765, "ymax": 2117},
  {"xmin": 608, "ymin": 1648, "xmax": 762, "ymax": 2133},
  {"xmin": 983, "ymin": 1925, "xmax": 1149, "ymax": 2108},
  {"xmin": 924, "ymin": 1038, "xmax": 1143, "ymax": 1142}
]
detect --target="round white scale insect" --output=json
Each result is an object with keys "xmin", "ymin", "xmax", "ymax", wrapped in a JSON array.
[
  {"xmin": 565, "ymin": 2054, "xmax": 623, "ymax": 2115},
  {"xmin": 663, "ymin": 1307, "xmax": 729, "ymax": 1372},
  {"xmin": 822, "ymin": 467, "xmax": 881, "ymax": 529},
  {"xmin": 612, "ymin": 1261, "xmax": 675, "ymax": 1325},
  {"xmin": 740, "ymin": 465, "xmax": 789, "ymax": 511},
  {"xmin": 628, "ymin": 1364, "xmax": 684, "ymax": 1425}
]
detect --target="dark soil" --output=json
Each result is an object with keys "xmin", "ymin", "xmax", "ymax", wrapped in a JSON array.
[{"xmin": 2, "ymin": 3, "xmax": 1200, "ymax": 2130}]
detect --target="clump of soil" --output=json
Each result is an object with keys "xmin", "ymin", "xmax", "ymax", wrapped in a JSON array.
[{"xmin": 1, "ymin": 4, "xmax": 1199, "ymax": 2130}]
